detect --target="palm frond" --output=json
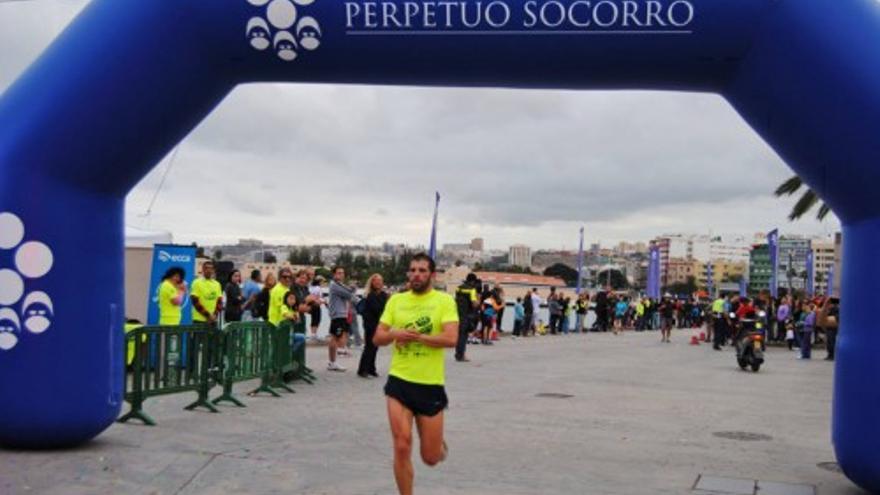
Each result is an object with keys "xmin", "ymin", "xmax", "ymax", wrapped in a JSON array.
[
  {"xmin": 817, "ymin": 203, "xmax": 832, "ymax": 221},
  {"xmin": 774, "ymin": 176, "xmax": 803, "ymax": 197},
  {"xmin": 788, "ymin": 190, "xmax": 820, "ymax": 221}
]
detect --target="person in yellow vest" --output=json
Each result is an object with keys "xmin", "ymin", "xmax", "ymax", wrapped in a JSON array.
[
  {"xmin": 269, "ymin": 268, "xmax": 307, "ymax": 383},
  {"xmin": 158, "ymin": 266, "xmax": 187, "ymax": 326},
  {"xmin": 373, "ymin": 253, "xmax": 458, "ymax": 495},
  {"xmin": 268, "ymin": 267, "xmax": 294, "ymax": 326},
  {"xmin": 191, "ymin": 261, "xmax": 223, "ymax": 326}
]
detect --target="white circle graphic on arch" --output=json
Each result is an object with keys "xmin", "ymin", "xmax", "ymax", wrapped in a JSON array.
[
  {"xmin": 0, "ymin": 269, "xmax": 24, "ymax": 306},
  {"xmin": 22, "ymin": 291, "xmax": 53, "ymax": 334},
  {"xmin": 0, "ymin": 212, "xmax": 24, "ymax": 249},
  {"xmin": 0, "ymin": 308, "xmax": 20, "ymax": 351},
  {"xmin": 15, "ymin": 241, "xmax": 53, "ymax": 279},
  {"xmin": 267, "ymin": 0, "xmax": 297, "ymax": 29},
  {"xmin": 297, "ymin": 16, "xmax": 321, "ymax": 50},
  {"xmin": 247, "ymin": 17, "xmax": 271, "ymax": 50}
]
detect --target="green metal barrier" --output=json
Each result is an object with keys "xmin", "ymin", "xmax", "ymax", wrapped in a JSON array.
[
  {"xmin": 118, "ymin": 324, "xmax": 219, "ymax": 426},
  {"xmin": 285, "ymin": 320, "xmax": 316, "ymax": 385},
  {"xmin": 211, "ymin": 321, "xmax": 277, "ymax": 406}
]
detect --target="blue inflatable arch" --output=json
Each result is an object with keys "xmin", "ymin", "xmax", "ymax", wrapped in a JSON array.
[{"xmin": 1, "ymin": 0, "xmax": 879, "ymax": 490}]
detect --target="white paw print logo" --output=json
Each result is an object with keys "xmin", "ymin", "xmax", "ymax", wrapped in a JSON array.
[
  {"xmin": 0, "ymin": 212, "xmax": 54, "ymax": 352},
  {"xmin": 246, "ymin": 0, "xmax": 322, "ymax": 62}
]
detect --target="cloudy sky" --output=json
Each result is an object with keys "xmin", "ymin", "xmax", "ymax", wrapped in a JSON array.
[{"xmin": 0, "ymin": 0, "xmax": 840, "ymax": 251}]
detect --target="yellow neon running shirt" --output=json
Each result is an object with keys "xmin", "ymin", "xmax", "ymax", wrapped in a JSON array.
[
  {"xmin": 380, "ymin": 289, "xmax": 459, "ymax": 386},
  {"xmin": 158, "ymin": 279, "xmax": 182, "ymax": 326},
  {"xmin": 268, "ymin": 283, "xmax": 289, "ymax": 326},
  {"xmin": 191, "ymin": 278, "xmax": 222, "ymax": 322}
]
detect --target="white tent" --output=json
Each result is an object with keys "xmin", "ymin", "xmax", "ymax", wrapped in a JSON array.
[
  {"xmin": 125, "ymin": 225, "xmax": 172, "ymax": 248},
  {"xmin": 124, "ymin": 226, "xmax": 173, "ymax": 321}
]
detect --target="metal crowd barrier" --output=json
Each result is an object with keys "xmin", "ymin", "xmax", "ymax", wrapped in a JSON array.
[
  {"xmin": 118, "ymin": 324, "xmax": 219, "ymax": 426},
  {"xmin": 275, "ymin": 320, "xmax": 317, "ymax": 387},
  {"xmin": 119, "ymin": 319, "xmax": 315, "ymax": 426},
  {"xmin": 211, "ymin": 321, "xmax": 277, "ymax": 406}
]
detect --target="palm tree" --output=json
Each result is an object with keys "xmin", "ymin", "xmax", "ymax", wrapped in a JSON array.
[{"xmin": 774, "ymin": 176, "xmax": 832, "ymax": 221}]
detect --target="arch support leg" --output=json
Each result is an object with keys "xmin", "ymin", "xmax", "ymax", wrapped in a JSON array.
[{"xmin": 833, "ymin": 218, "xmax": 880, "ymax": 492}]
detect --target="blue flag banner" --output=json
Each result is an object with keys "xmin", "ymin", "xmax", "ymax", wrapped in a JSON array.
[
  {"xmin": 828, "ymin": 263, "xmax": 835, "ymax": 297},
  {"xmin": 706, "ymin": 262, "xmax": 714, "ymax": 296},
  {"xmin": 648, "ymin": 244, "xmax": 660, "ymax": 299},
  {"xmin": 576, "ymin": 227, "xmax": 585, "ymax": 295},
  {"xmin": 767, "ymin": 229, "xmax": 779, "ymax": 299},
  {"xmin": 428, "ymin": 192, "xmax": 440, "ymax": 259},
  {"xmin": 739, "ymin": 277, "xmax": 748, "ymax": 297},
  {"xmin": 806, "ymin": 251, "xmax": 815, "ymax": 297},
  {"xmin": 147, "ymin": 244, "xmax": 196, "ymax": 325}
]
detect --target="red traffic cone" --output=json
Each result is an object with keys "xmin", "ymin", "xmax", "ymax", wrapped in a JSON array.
[
  {"xmin": 699, "ymin": 331, "xmax": 706, "ymax": 341},
  {"xmin": 690, "ymin": 335, "xmax": 700, "ymax": 346},
  {"xmin": 490, "ymin": 329, "xmax": 499, "ymax": 341}
]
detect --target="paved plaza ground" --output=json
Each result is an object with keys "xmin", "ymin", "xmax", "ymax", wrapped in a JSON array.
[{"xmin": 0, "ymin": 329, "xmax": 862, "ymax": 495}]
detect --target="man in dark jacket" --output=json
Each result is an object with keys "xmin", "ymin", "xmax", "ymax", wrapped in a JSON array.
[{"xmin": 454, "ymin": 273, "xmax": 479, "ymax": 362}]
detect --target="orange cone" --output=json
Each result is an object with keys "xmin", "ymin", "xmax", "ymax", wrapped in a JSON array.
[{"xmin": 490, "ymin": 329, "xmax": 499, "ymax": 341}]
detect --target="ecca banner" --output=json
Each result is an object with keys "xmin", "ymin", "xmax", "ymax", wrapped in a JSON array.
[{"xmin": 146, "ymin": 244, "xmax": 196, "ymax": 325}]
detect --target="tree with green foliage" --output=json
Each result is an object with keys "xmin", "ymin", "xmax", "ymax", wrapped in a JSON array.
[
  {"xmin": 596, "ymin": 268, "xmax": 629, "ymax": 290},
  {"xmin": 667, "ymin": 276, "xmax": 697, "ymax": 296},
  {"xmin": 544, "ymin": 263, "xmax": 578, "ymax": 287},
  {"xmin": 310, "ymin": 248, "xmax": 323, "ymax": 266},
  {"xmin": 288, "ymin": 246, "xmax": 314, "ymax": 265}
]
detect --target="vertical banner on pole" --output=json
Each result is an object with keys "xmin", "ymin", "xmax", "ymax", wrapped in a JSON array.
[
  {"xmin": 648, "ymin": 243, "xmax": 660, "ymax": 299},
  {"xmin": 147, "ymin": 244, "xmax": 197, "ymax": 325},
  {"xmin": 576, "ymin": 226, "xmax": 585, "ymax": 295},
  {"xmin": 806, "ymin": 250, "xmax": 815, "ymax": 297},
  {"xmin": 827, "ymin": 263, "xmax": 835, "ymax": 297},
  {"xmin": 739, "ymin": 277, "xmax": 748, "ymax": 297},
  {"xmin": 706, "ymin": 262, "xmax": 714, "ymax": 297},
  {"xmin": 767, "ymin": 229, "xmax": 779, "ymax": 299},
  {"xmin": 428, "ymin": 191, "xmax": 440, "ymax": 259}
]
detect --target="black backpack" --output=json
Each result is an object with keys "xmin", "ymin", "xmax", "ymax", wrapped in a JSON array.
[{"xmin": 523, "ymin": 294, "xmax": 534, "ymax": 313}]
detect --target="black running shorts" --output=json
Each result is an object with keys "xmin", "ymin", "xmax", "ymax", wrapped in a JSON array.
[
  {"xmin": 329, "ymin": 317, "xmax": 350, "ymax": 337},
  {"xmin": 384, "ymin": 375, "xmax": 448, "ymax": 417},
  {"xmin": 310, "ymin": 305, "xmax": 322, "ymax": 326}
]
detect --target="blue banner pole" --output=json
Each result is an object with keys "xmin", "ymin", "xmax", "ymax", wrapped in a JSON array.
[
  {"xmin": 806, "ymin": 251, "xmax": 815, "ymax": 297},
  {"xmin": 768, "ymin": 229, "xmax": 779, "ymax": 299},
  {"xmin": 706, "ymin": 262, "xmax": 714, "ymax": 298},
  {"xmin": 827, "ymin": 263, "xmax": 835, "ymax": 297},
  {"xmin": 428, "ymin": 192, "xmax": 440, "ymax": 259},
  {"xmin": 649, "ymin": 243, "xmax": 660, "ymax": 299},
  {"xmin": 576, "ymin": 227, "xmax": 584, "ymax": 295}
]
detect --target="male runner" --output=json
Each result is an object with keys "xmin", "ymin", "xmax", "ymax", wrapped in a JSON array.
[{"xmin": 373, "ymin": 253, "xmax": 458, "ymax": 495}]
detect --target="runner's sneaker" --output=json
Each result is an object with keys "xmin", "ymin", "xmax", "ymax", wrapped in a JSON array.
[{"xmin": 328, "ymin": 361, "xmax": 347, "ymax": 372}]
